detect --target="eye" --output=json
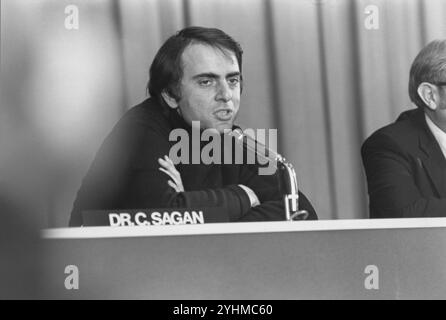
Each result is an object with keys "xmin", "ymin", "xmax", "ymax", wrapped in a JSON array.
[
  {"xmin": 228, "ymin": 77, "xmax": 240, "ymax": 86},
  {"xmin": 198, "ymin": 78, "xmax": 214, "ymax": 87}
]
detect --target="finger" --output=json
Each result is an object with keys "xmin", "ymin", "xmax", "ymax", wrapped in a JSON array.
[
  {"xmin": 174, "ymin": 180, "xmax": 184, "ymax": 192},
  {"xmin": 159, "ymin": 157, "xmax": 177, "ymax": 173},
  {"xmin": 159, "ymin": 162, "xmax": 178, "ymax": 179},
  {"xmin": 158, "ymin": 158, "xmax": 170, "ymax": 168},
  {"xmin": 159, "ymin": 167, "xmax": 180, "ymax": 185},
  {"xmin": 167, "ymin": 178, "xmax": 184, "ymax": 193},
  {"xmin": 167, "ymin": 180, "xmax": 180, "ymax": 192},
  {"xmin": 159, "ymin": 160, "xmax": 180, "ymax": 179},
  {"xmin": 159, "ymin": 158, "xmax": 183, "ymax": 190},
  {"xmin": 165, "ymin": 157, "xmax": 178, "ymax": 171},
  {"xmin": 162, "ymin": 155, "xmax": 173, "ymax": 165},
  {"xmin": 168, "ymin": 180, "xmax": 179, "ymax": 192},
  {"xmin": 165, "ymin": 156, "xmax": 175, "ymax": 165},
  {"xmin": 160, "ymin": 168, "xmax": 182, "ymax": 188}
]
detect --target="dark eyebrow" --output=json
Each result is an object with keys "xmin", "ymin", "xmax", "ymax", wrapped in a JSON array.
[
  {"xmin": 192, "ymin": 73, "xmax": 219, "ymax": 80},
  {"xmin": 226, "ymin": 72, "xmax": 241, "ymax": 78},
  {"xmin": 192, "ymin": 72, "xmax": 241, "ymax": 80}
]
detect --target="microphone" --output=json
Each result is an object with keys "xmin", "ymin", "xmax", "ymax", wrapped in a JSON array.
[
  {"xmin": 228, "ymin": 128, "xmax": 309, "ymax": 221},
  {"xmin": 229, "ymin": 128, "xmax": 281, "ymax": 164}
]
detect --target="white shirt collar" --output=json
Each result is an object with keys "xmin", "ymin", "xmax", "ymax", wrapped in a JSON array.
[{"xmin": 425, "ymin": 113, "xmax": 446, "ymax": 159}]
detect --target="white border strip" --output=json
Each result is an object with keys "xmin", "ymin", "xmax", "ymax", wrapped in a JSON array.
[{"xmin": 42, "ymin": 218, "xmax": 446, "ymax": 239}]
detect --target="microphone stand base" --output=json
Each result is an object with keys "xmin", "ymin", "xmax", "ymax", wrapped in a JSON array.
[{"xmin": 289, "ymin": 210, "xmax": 309, "ymax": 221}]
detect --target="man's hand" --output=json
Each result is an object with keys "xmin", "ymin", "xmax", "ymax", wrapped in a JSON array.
[
  {"xmin": 158, "ymin": 156, "xmax": 184, "ymax": 192},
  {"xmin": 238, "ymin": 184, "xmax": 260, "ymax": 208}
]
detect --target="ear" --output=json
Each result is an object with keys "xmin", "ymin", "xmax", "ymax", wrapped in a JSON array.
[
  {"xmin": 417, "ymin": 82, "xmax": 438, "ymax": 111},
  {"xmin": 161, "ymin": 90, "xmax": 179, "ymax": 109}
]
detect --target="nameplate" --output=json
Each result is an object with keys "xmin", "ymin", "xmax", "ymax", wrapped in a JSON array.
[{"xmin": 82, "ymin": 207, "xmax": 229, "ymax": 227}]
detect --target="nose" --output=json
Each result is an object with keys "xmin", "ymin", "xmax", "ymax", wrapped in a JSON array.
[{"xmin": 215, "ymin": 81, "xmax": 232, "ymax": 102}]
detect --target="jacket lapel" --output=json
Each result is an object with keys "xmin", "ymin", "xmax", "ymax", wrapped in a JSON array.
[{"xmin": 416, "ymin": 112, "xmax": 446, "ymax": 197}]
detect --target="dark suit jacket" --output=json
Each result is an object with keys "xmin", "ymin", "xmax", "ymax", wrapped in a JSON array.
[
  {"xmin": 69, "ymin": 98, "xmax": 317, "ymax": 226},
  {"xmin": 361, "ymin": 108, "xmax": 446, "ymax": 218}
]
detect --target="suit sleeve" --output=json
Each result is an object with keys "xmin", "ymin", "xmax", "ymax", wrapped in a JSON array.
[
  {"xmin": 69, "ymin": 124, "xmax": 251, "ymax": 226},
  {"xmin": 236, "ymin": 164, "xmax": 317, "ymax": 221},
  {"xmin": 361, "ymin": 133, "xmax": 446, "ymax": 218}
]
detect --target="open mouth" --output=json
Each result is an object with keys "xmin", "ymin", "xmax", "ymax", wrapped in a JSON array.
[{"xmin": 214, "ymin": 109, "xmax": 233, "ymax": 121}]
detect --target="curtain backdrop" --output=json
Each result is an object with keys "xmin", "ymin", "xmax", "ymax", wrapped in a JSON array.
[{"xmin": 2, "ymin": 0, "xmax": 446, "ymax": 227}]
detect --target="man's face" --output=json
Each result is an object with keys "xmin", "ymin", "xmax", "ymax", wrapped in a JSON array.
[
  {"xmin": 431, "ymin": 71, "xmax": 446, "ymax": 124},
  {"xmin": 175, "ymin": 43, "xmax": 241, "ymax": 132},
  {"xmin": 437, "ymin": 85, "xmax": 446, "ymax": 119}
]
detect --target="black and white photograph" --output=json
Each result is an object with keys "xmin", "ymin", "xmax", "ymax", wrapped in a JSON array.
[{"xmin": 1, "ymin": 0, "xmax": 446, "ymax": 302}]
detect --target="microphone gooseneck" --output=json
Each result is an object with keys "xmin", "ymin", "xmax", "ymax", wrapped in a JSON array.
[
  {"xmin": 230, "ymin": 128, "xmax": 281, "ymax": 164},
  {"xmin": 229, "ymin": 129, "xmax": 309, "ymax": 221}
]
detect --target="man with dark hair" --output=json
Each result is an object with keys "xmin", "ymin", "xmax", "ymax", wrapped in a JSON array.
[
  {"xmin": 362, "ymin": 39, "xmax": 446, "ymax": 218},
  {"xmin": 69, "ymin": 27, "xmax": 316, "ymax": 226}
]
